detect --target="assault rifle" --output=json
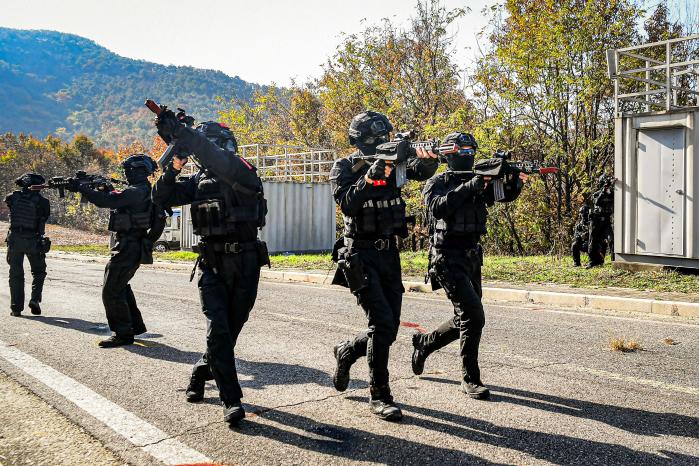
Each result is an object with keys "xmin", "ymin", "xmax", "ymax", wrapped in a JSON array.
[
  {"xmin": 471, "ymin": 150, "xmax": 559, "ymax": 177},
  {"xmin": 45, "ymin": 171, "xmax": 126, "ymax": 203},
  {"xmin": 471, "ymin": 150, "xmax": 559, "ymax": 201},
  {"xmin": 144, "ymin": 99, "xmax": 195, "ymax": 169},
  {"xmin": 370, "ymin": 130, "xmax": 459, "ymax": 187}
]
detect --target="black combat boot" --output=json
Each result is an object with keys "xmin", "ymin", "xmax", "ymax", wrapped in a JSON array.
[
  {"xmin": 332, "ymin": 341, "xmax": 355, "ymax": 391},
  {"xmin": 185, "ymin": 376, "xmax": 205, "ymax": 403},
  {"xmin": 461, "ymin": 380, "xmax": 490, "ymax": 400},
  {"xmin": 98, "ymin": 335, "xmax": 134, "ymax": 348},
  {"xmin": 369, "ymin": 386, "xmax": 403, "ymax": 421},
  {"xmin": 411, "ymin": 332, "xmax": 429, "ymax": 375},
  {"xmin": 28, "ymin": 301, "xmax": 41, "ymax": 315},
  {"xmin": 10, "ymin": 310, "xmax": 21, "ymax": 317},
  {"xmin": 223, "ymin": 401, "xmax": 245, "ymax": 425}
]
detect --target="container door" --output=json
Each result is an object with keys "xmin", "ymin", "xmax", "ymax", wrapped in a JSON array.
[{"xmin": 636, "ymin": 128, "xmax": 685, "ymax": 256}]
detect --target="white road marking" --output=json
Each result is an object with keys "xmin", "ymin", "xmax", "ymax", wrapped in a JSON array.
[{"xmin": 0, "ymin": 339, "xmax": 211, "ymax": 465}]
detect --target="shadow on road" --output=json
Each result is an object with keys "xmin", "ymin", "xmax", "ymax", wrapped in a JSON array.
[
  {"xmin": 30, "ymin": 316, "xmax": 345, "ymax": 391},
  {"xmin": 420, "ymin": 376, "xmax": 698, "ymax": 440},
  {"xmin": 344, "ymin": 395, "xmax": 692, "ymax": 464},
  {"xmin": 491, "ymin": 384, "xmax": 699, "ymax": 440},
  {"xmin": 240, "ymin": 405, "xmax": 501, "ymax": 465}
]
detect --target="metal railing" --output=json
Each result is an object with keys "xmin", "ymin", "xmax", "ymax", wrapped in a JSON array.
[
  {"xmin": 239, "ymin": 144, "xmax": 336, "ymax": 183},
  {"xmin": 607, "ymin": 34, "xmax": 699, "ymax": 115},
  {"xmin": 182, "ymin": 143, "xmax": 336, "ymax": 183}
]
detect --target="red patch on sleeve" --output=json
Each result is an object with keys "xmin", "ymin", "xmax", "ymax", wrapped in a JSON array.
[{"xmin": 239, "ymin": 156, "xmax": 254, "ymax": 170}]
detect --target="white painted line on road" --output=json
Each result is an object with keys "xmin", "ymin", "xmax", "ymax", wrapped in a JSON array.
[{"xmin": 0, "ymin": 339, "xmax": 211, "ymax": 465}]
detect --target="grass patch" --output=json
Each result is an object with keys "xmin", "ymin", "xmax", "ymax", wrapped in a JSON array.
[
  {"xmin": 53, "ymin": 244, "xmax": 110, "ymax": 256},
  {"xmin": 155, "ymin": 250, "xmax": 198, "ymax": 262},
  {"xmin": 270, "ymin": 253, "xmax": 332, "ymax": 271},
  {"xmin": 661, "ymin": 338, "xmax": 679, "ymax": 346},
  {"xmin": 609, "ymin": 337, "xmax": 643, "ymax": 352},
  {"xmin": 49, "ymin": 245, "xmax": 699, "ymax": 296}
]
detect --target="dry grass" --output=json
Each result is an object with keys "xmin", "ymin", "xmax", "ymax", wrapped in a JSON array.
[
  {"xmin": 661, "ymin": 337, "xmax": 679, "ymax": 345},
  {"xmin": 609, "ymin": 337, "xmax": 643, "ymax": 352}
]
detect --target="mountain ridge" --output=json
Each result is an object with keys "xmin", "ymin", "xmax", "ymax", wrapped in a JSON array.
[{"xmin": 0, "ymin": 27, "xmax": 261, "ymax": 148}]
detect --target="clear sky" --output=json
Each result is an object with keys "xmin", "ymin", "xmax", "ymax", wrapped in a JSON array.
[{"xmin": 0, "ymin": 0, "xmax": 491, "ymax": 85}]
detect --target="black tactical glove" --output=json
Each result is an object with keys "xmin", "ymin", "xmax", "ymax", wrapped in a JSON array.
[
  {"xmin": 155, "ymin": 109, "xmax": 184, "ymax": 144},
  {"xmin": 366, "ymin": 159, "xmax": 387, "ymax": 181}
]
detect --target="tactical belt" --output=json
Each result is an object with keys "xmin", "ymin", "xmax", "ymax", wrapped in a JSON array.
[
  {"xmin": 201, "ymin": 240, "xmax": 258, "ymax": 254},
  {"xmin": 344, "ymin": 237, "xmax": 396, "ymax": 251},
  {"xmin": 8, "ymin": 226, "xmax": 39, "ymax": 234}
]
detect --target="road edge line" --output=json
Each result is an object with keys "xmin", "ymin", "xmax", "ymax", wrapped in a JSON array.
[{"xmin": 0, "ymin": 340, "xmax": 211, "ymax": 465}]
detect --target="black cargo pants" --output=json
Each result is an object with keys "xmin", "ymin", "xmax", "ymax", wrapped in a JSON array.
[
  {"xmin": 191, "ymin": 248, "xmax": 260, "ymax": 405},
  {"xmin": 102, "ymin": 233, "xmax": 146, "ymax": 336},
  {"xmin": 6, "ymin": 233, "xmax": 47, "ymax": 313},
  {"xmin": 422, "ymin": 248, "xmax": 485, "ymax": 384},
  {"xmin": 571, "ymin": 236, "xmax": 588, "ymax": 266},
  {"xmin": 588, "ymin": 217, "xmax": 611, "ymax": 266},
  {"xmin": 342, "ymin": 245, "xmax": 404, "ymax": 390}
]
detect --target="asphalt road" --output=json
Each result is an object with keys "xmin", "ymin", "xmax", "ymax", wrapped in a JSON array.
[{"xmin": 1, "ymin": 255, "xmax": 698, "ymax": 465}]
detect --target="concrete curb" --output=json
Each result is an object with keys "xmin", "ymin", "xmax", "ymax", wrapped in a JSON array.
[
  {"xmin": 260, "ymin": 269, "xmax": 699, "ymax": 319},
  {"xmin": 36, "ymin": 252, "xmax": 699, "ymax": 319}
]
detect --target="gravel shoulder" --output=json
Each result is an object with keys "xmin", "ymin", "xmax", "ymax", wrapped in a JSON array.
[{"xmin": 0, "ymin": 371, "xmax": 125, "ymax": 466}]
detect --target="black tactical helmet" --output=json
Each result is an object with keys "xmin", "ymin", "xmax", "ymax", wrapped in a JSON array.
[
  {"xmin": 443, "ymin": 132, "xmax": 478, "ymax": 150},
  {"xmin": 122, "ymin": 154, "xmax": 157, "ymax": 174},
  {"xmin": 15, "ymin": 173, "xmax": 45, "ymax": 189},
  {"xmin": 348, "ymin": 111, "xmax": 393, "ymax": 147},
  {"xmin": 196, "ymin": 121, "xmax": 238, "ymax": 153},
  {"xmin": 122, "ymin": 154, "xmax": 157, "ymax": 185}
]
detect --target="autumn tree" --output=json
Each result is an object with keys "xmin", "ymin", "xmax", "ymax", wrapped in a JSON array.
[{"xmin": 471, "ymin": 0, "xmax": 641, "ymax": 254}]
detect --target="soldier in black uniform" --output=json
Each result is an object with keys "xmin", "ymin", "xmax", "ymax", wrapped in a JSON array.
[
  {"xmin": 587, "ymin": 175, "xmax": 614, "ymax": 268},
  {"xmin": 411, "ymin": 132, "xmax": 525, "ymax": 399},
  {"xmin": 571, "ymin": 204, "xmax": 590, "ymax": 267},
  {"xmin": 70, "ymin": 155, "xmax": 159, "ymax": 347},
  {"xmin": 5, "ymin": 173, "xmax": 50, "ymax": 316},
  {"xmin": 152, "ymin": 115, "xmax": 268, "ymax": 426},
  {"xmin": 330, "ymin": 111, "xmax": 438, "ymax": 421}
]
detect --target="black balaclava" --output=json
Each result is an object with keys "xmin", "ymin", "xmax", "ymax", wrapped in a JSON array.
[{"xmin": 443, "ymin": 132, "xmax": 478, "ymax": 172}]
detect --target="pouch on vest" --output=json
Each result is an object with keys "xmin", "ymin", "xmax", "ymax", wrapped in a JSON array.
[
  {"xmin": 39, "ymin": 237, "xmax": 51, "ymax": 254},
  {"xmin": 108, "ymin": 212, "xmax": 132, "ymax": 232},
  {"xmin": 256, "ymin": 240, "xmax": 271, "ymax": 268},
  {"xmin": 191, "ymin": 199, "xmax": 227, "ymax": 236}
]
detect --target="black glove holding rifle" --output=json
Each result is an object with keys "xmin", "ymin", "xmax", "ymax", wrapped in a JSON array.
[{"xmin": 145, "ymin": 99, "xmax": 194, "ymax": 170}]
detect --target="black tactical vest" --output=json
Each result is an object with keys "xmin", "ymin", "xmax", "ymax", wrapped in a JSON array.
[
  {"xmin": 190, "ymin": 172, "xmax": 266, "ymax": 237},
  {"xmin": 108, "ymin": 184, "xmax": 153, "ymax": 233},
  {"xmin": 345, "ymin": 195, "xmax": 407, "ymax": 238},
  {"xmin": 433, "ymin": 172, "xmax": 488, "ymax": 235},
  {"xmin": 9, "ymin": 191, "xmax": 41, "ymax": 232},
  {"xmin": 595, "ymin": 191, "xmax": 613, "ymax": 215}
]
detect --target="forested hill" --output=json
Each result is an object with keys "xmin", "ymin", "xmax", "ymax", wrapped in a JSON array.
[{"xmin": 0, "ymin": 28, "xmax": 261, "ymax": 148}]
